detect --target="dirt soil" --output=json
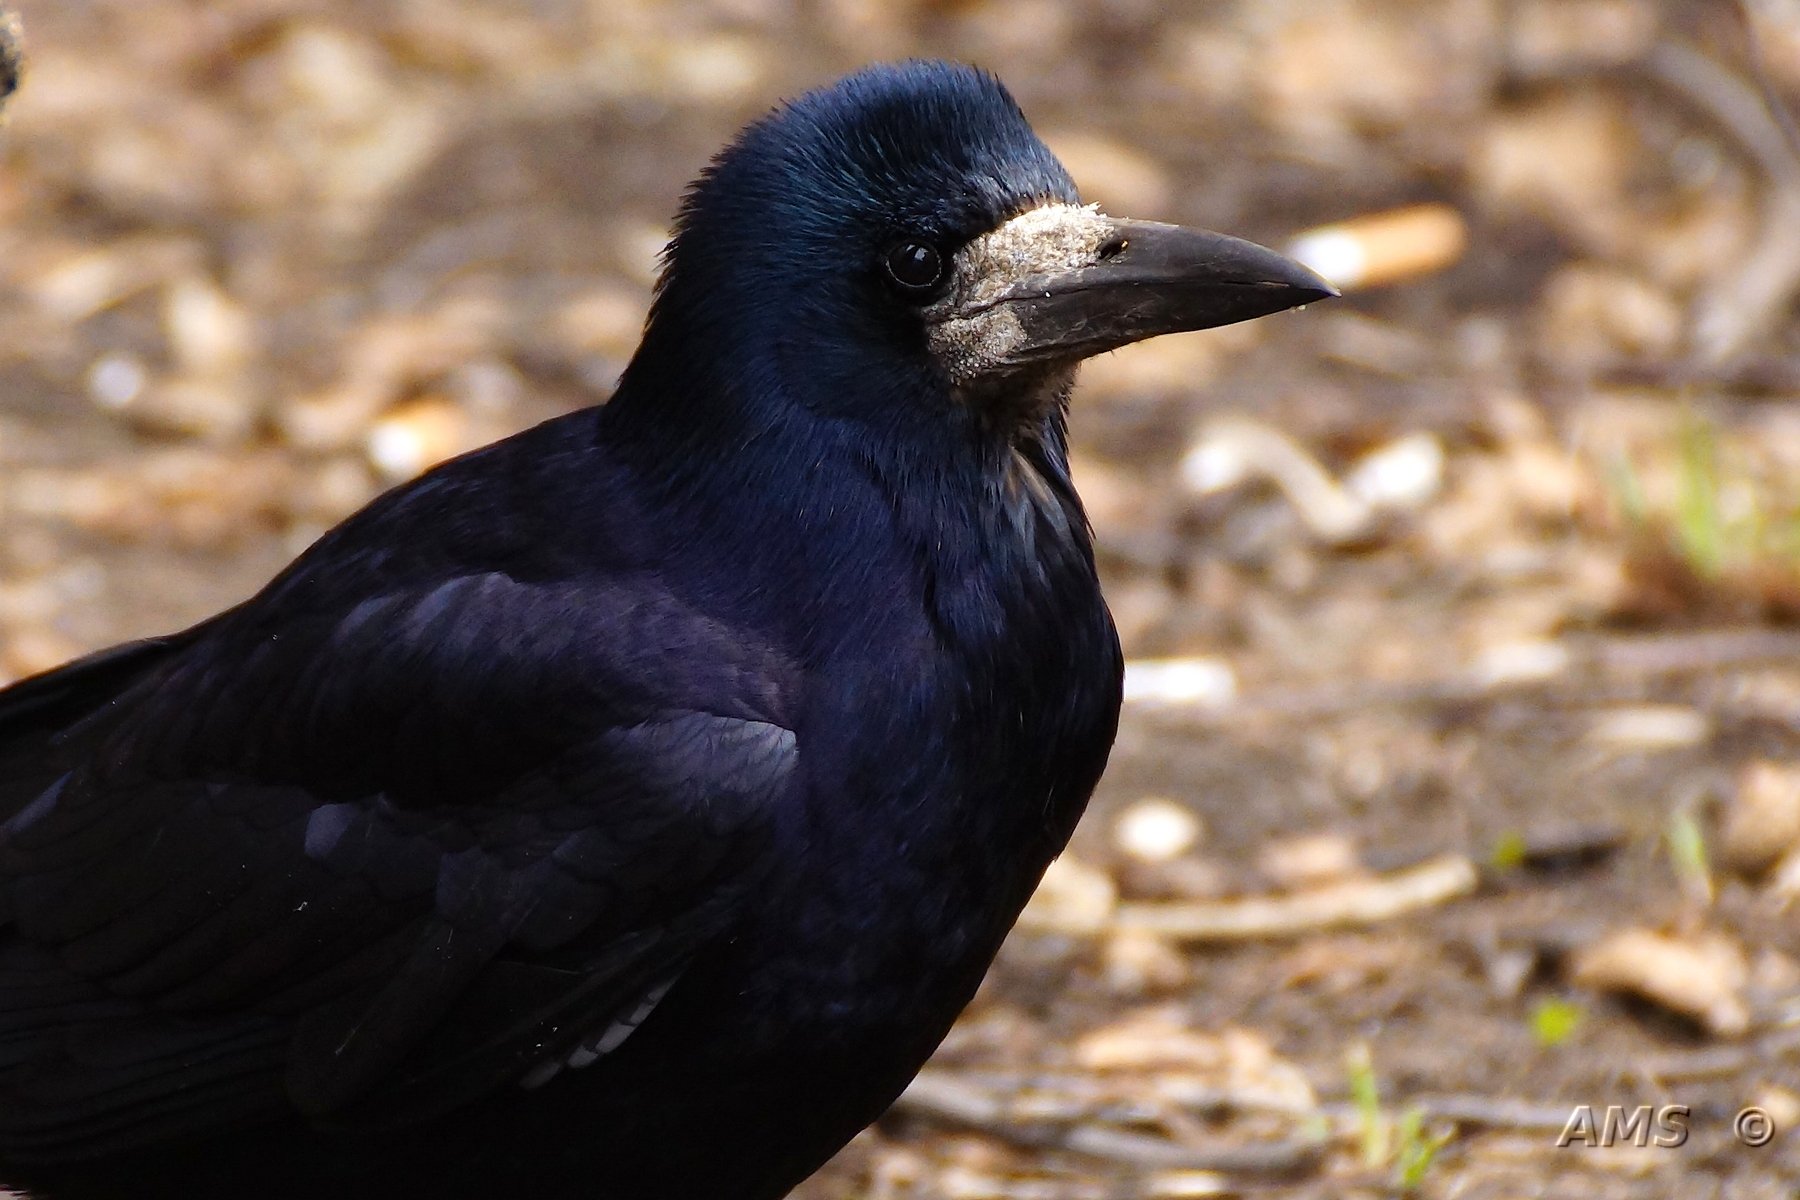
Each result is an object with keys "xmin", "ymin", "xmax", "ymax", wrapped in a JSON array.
[{"xmin": 3, "ymin": 1, "xmax": 1800, "ymax": 1197}]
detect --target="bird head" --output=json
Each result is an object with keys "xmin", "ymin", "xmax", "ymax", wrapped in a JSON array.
[{"xmin": 625, "ymin": 61, "xmax": 1333, "ymax": 444}]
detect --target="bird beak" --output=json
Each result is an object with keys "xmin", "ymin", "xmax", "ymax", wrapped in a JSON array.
[{"xmin": 992, "ymin": 218, "xmax": 1337, "ymax": 367}]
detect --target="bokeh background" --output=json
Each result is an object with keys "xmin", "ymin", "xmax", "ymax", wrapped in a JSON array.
[{"xmin": 3, "ymin": 1, "xmax": 1800, "ymax": 1196}]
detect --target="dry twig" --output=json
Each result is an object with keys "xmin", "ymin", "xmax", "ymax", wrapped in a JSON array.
[
  {"xmin": 896, "ymin": 1071, "xmax": 1328, "ymax": 1178},
  {"xmin": 1644, "ymin": 39, "xmax": 1800, "ymax": 358},
  {"xmin": 1113, "ymin": 855, "xmax": 1478, "ymax": 942},
  {"xmin": 1506, "ymin": 30, "xmax": 1800, "ymax": 359}
]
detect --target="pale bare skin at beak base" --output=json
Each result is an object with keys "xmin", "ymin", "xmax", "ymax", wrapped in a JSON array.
[{"xmin": 925, "ymin": 203, "xmax": 1337, "ymax": 391}]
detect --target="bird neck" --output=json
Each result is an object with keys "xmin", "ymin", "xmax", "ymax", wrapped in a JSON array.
[{"xmin": 600, "ymin": 348, "xmax": 1100, "ymax": 670}]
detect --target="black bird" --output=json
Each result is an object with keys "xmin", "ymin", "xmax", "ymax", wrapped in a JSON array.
[{"xmin": 0, "ymin": 61, "xmax": 1331, "ymax": 1200}]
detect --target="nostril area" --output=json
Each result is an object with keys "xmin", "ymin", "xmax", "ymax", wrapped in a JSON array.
[{"xmin": 1096, "ymin": 234, "xmax": 1128, "ymax": 262}]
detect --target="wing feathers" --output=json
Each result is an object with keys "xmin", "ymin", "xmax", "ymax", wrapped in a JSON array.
[
  {"xmin": 287, "ymin": 918, "xmax": 500, "ymax": 1116},
  {"xmin": 0, "ymin": 574, "xmax": 800, "ymax": 1160}
]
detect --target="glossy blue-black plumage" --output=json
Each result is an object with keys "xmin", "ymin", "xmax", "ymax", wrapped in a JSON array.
[{"xmin": 0, "ymin": 61, "xmax": 1122, "ymax": 1199}]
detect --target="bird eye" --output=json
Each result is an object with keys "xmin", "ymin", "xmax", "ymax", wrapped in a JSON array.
[{"xmin": 882, "ymin": 241, "xmax": 946, "ymax": 296}]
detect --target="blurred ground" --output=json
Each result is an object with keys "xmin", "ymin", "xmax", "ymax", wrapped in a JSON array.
[{"xmin": 3, "ymin": 1, "xmax": 1800, "ymax": 1196}]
